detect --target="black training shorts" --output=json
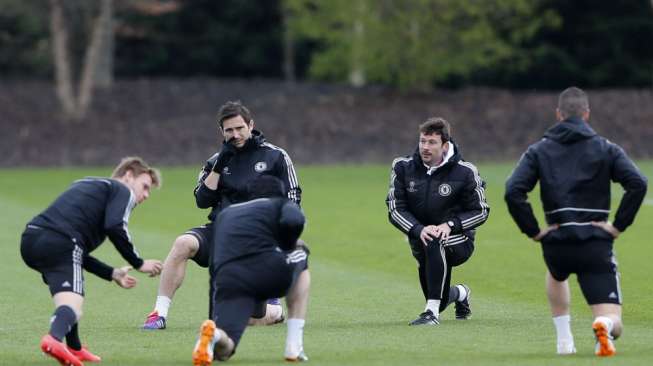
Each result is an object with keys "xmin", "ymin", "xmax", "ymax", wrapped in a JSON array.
[
  {"xmin": 541, "ymin": 238, "xmax": 621, "ymax": 305},
  {"xmin": 20, "ymin": 225, "xmax": 85, "ymax": 296},
  {"xmin": 184, "ymin": 223, "xmax": 213, "ymax": 268}
]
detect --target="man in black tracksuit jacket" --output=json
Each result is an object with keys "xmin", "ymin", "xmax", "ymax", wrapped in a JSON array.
[
  {"xmin": 387, "ymin": 117, "xmax": 489, "ymax": 325},
  {"xmin": 505, "ymin": 87, "xmax": 647, "ymax": 357},
  {"xmin": 143, "ymin": 101, "xmax": 301, "ymax": 329},
  {"xmin": 21, "ymin": 157, "xmax": 163, "ymax": 366}
]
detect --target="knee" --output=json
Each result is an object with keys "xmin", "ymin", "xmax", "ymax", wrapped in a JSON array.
[{"xmin": 171, "ymin": 235, "xmax": 199, "ymax": 259}]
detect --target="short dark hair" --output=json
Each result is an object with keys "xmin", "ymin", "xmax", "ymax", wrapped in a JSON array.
[
  {"xmin": 558, "ymin": 87, "xmax": 589, "ymax": 119},
  {"xmin": 247, "ymin": 175, "xmax": 286, "ymax": 200},
  {"xmin": 419, "ymin": 117, "xmax": 451, "ymax": 142},
  {"xmin": 217, "ymin": 100, "xmax": 253, "ymax": 128}
]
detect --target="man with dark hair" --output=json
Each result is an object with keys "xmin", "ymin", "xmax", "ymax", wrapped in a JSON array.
[
  {"xmin": 192, "ymin": 175, "xmax": 310, "ymax": 364},
  {"xmin": 21, "ymin": 157, "xmax": 163, "ymax": 366},
  {"xmin": 505, "ymin": 86, "xmax": 647, "ymax": 356},
  {"xmin": 386, "ymin": 117, "xmax": 489, "ymax": 325},
  {"xmin": 143, "ymin": 100, "xmax": 302, "ymax": 329}
]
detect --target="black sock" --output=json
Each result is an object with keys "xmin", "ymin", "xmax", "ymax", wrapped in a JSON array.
[
  {"xmin": 49, "ymin": 305, "xmax": 77, "ymax": 341},
  {"xmin": 66, "ymin": 323, "xmax": 82, "ymax": 350}
]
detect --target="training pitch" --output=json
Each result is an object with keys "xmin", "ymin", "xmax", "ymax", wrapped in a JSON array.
[{"xmin": 1, "ymin": 163, "xmax": 652, "ymax": 365}]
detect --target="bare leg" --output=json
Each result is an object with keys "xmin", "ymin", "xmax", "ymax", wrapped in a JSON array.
[
  {"xmin": 158, "ymin": 234, "xmax": 200, "ymax": 299},
  {"xmin": 546, "ymin": 271, "xmax": 570, "ymax": 316},
  {"xmin": 546, "ymin": 271, "xmax": 575, "ymax": 355},
  {"xmin": 285, "ymin": 270, "xmax": 310, "ymax": 361},
  {"xmin": 53, "ymin": 292, "xmax": 84, "ymax": 320}
]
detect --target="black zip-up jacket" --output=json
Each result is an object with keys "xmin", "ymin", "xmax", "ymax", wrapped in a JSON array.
[
  {"xmin": 194, "ymin": 130, "xmax": 301, "ymax": 221},
  {"xmin": 386, "ymin": 142, "xmax": 490, "ymax": 246},
  {"xmin": 505, "ymin": 117, "xmax": 648, "ymax": 241},
  {"xmin": 28, "ymin": 178, "xmax": 144, "ymax": 280},
  {"xmin": 211, "ymin": 197, "xmax": 305, "ymax": 272}
]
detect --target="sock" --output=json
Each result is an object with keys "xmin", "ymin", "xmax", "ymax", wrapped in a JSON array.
[
  {"xmin": 285, "ymin": 318, "xmax": 305, "ymax": 355},
  {"xmin": 65, "ymin": 323, "xmax": 82, "ymax": 350},
  {"xmin": 211, "ymin": 328, "xmax": 222, "ymax": 353},
  {"xmin": 552, "ymin": 315, "xmax": 574, "ymax": 344},
  {"xmin": 456, "ymin": 285, "xmax": 468, "ymax": 301},
  {"xmin": 49, "ymin": 305, "xmax": 77, "ymax": 341},
  {"xmin": 425, "ymin": 300, "xmax": 441, "ymax": 317},
  {"xmin": 155, "ymin": 296, "xmax": 172, "ymax": 318},
  {"xmin": 594, "ymin": 316, "xmax": 614, "ymax": 336}
]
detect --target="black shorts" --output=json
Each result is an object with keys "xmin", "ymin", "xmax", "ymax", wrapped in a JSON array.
[
  {"xmin": 184, "ymin": 223, "xmax": 213, "ymax": 268},
  {"xmin": 20, "ymin": 225, "xmax": 85, "ymax": 296},
  {"xmin": 541, "ymin": 238, "xmax": 621, "ymax": 305},
  {"xmin": 211, "ymin": 247, "xmax": 309, "ymax": 347}
]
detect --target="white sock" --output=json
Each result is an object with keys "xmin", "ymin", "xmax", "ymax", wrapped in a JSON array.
[
  {"xmin": 154, "ymin": 296, "xmax": 172, "ymax": 318},
  {"xmin": 594, "ymin": 316, "xmax": 614, "ymax": 336},
  {"xmin": 553, "ymin": 315, "xmax": 574, "ymax": 344},
  {"xmin": 211, "ymin": 329, "xmax": 221, "ymax": 348},
  {"xmin": 456, "ymin": 285, "xmax": 468, "ymax": 301},
  {"xmin": 425, "ymin": 300, "xmax": 440, "ymax": 318},
  {"xmin": 285, "ymin": 318, "xmax": 305, "ymax": 355}
]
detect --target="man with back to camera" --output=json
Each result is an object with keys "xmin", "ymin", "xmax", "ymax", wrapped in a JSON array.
[
  {"xmin": 505, "ymin": 87, "xmax": 647, "ymax": 356},
  {"xmin": 191, "ymin": 175, "xmax": 310, "ymax": 364},
  {"xmin": 143, "ymin": 101, "xmax": 301, "ymax": 329},
  {"xmin": 386, "ymin": 117, "xmax": 489, "ymax": 325},
  {"xmin": 21, "ymin": 157, "xmax": 163, "ymax": 366}
]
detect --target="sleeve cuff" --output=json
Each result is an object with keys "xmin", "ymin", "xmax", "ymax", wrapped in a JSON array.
[
  {"xmin": 408, "ymin": 224, "xmax": 424, "ymax": 240},
  {"xmin": 130, "ymin": 257, "xmax": 144, "ymax": 270}
]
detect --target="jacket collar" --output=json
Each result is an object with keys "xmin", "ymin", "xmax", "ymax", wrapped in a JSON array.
[
  {"xmin": 412, "ymin": 139, "xmax": 462, "ymax": 174},
  {"xmin": 241, "ymin": 129, "xmax": 266, "ymax": 151}
]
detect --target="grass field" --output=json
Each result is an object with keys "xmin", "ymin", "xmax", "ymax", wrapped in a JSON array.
[{"xmin": 1, "ymin": 162, "xmax": 652, "ymax": 365}]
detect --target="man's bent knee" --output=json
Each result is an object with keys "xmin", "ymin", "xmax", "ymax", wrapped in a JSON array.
[{"xmin": 170, "ymin": 234, "xmax": 200, "ymax": 260}]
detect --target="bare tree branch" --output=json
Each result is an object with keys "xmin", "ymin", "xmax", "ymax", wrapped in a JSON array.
[{"xmin": 50, "ymin": 0, "xmax": 77, "ymax": 117}]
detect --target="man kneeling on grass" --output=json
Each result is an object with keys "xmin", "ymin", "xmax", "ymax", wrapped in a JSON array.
[{"xmin": 192, "ymin": 175, "xmax": 310, "ymax": 364}]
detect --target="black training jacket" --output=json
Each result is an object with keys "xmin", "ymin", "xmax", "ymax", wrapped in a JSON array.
[
  {"xmin": 211, "ymin": 197, "xmax": 305, "ymax": 271},
  {"xmin": 386, "ymin": 142, "xmax": 490, "ymax": 246},
  {"xmin": 194, "ymin": 130, "xmax": 301, "ymax": 222},
  {"xmin": 28, "ymin": 178, "xmax": 144, "ymax": 280},
  {"xmin": 505, "ymin": 117, "xmax": 648, "ymax": 241}
]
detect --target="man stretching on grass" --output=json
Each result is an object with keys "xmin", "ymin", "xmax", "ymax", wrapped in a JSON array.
[
  {"xmin": 21, "ymin": 157, "xmax": 163, "ymax": 366},
  {"xmin": 505, "ymin": 87, "xmax": 647, "ymax": 356},
  {"xmin": 386, "ymin": 117, "xmax": 489, "ymax": 325},
  {"xmin": 192, "ymin": 176, "xmax": 310, "ymax": 364}
]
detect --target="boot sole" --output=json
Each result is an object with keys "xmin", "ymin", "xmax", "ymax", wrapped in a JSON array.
[
  {"xmin": 593, "ymin": 321, "xmax": 616, "ymax": 357},
  {"xmin": 192, "ymin": 320, "xmax": 216, "ymax": 366}
]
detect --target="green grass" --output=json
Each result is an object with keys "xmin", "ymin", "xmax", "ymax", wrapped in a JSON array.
[{"xmin": 1, "ymin": 162, "xmax": 652, "ymax": 365}]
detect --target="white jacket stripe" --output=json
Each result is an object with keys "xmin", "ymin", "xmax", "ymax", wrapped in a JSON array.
[
  {"xmin": 262, "ymin": 142, "xmax": 301, "ymax": 203},
  {"xmin": 387, "ymin": 157, "xmax": 415, "ymax": 232},
  {"xmin": 458, "ymin": 161, "xmax": 489, "ymax": 230}
]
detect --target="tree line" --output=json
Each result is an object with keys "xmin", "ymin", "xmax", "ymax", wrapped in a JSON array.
[{"xmin": 1, "ymin": 0, "xmax": 652, "ymax": 119}]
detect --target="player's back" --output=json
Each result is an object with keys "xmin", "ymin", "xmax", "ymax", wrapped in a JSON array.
[
  {"xmin": 29, "ymin": 178, "xmax": 132, "ymax": 251},
  {"xmin": 533, "ymin": 119, "xmax": 613, "ymax": 217},
  {"xmin": 211, "ymin": 197, "xmax": 304, "ymax": 270}
]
